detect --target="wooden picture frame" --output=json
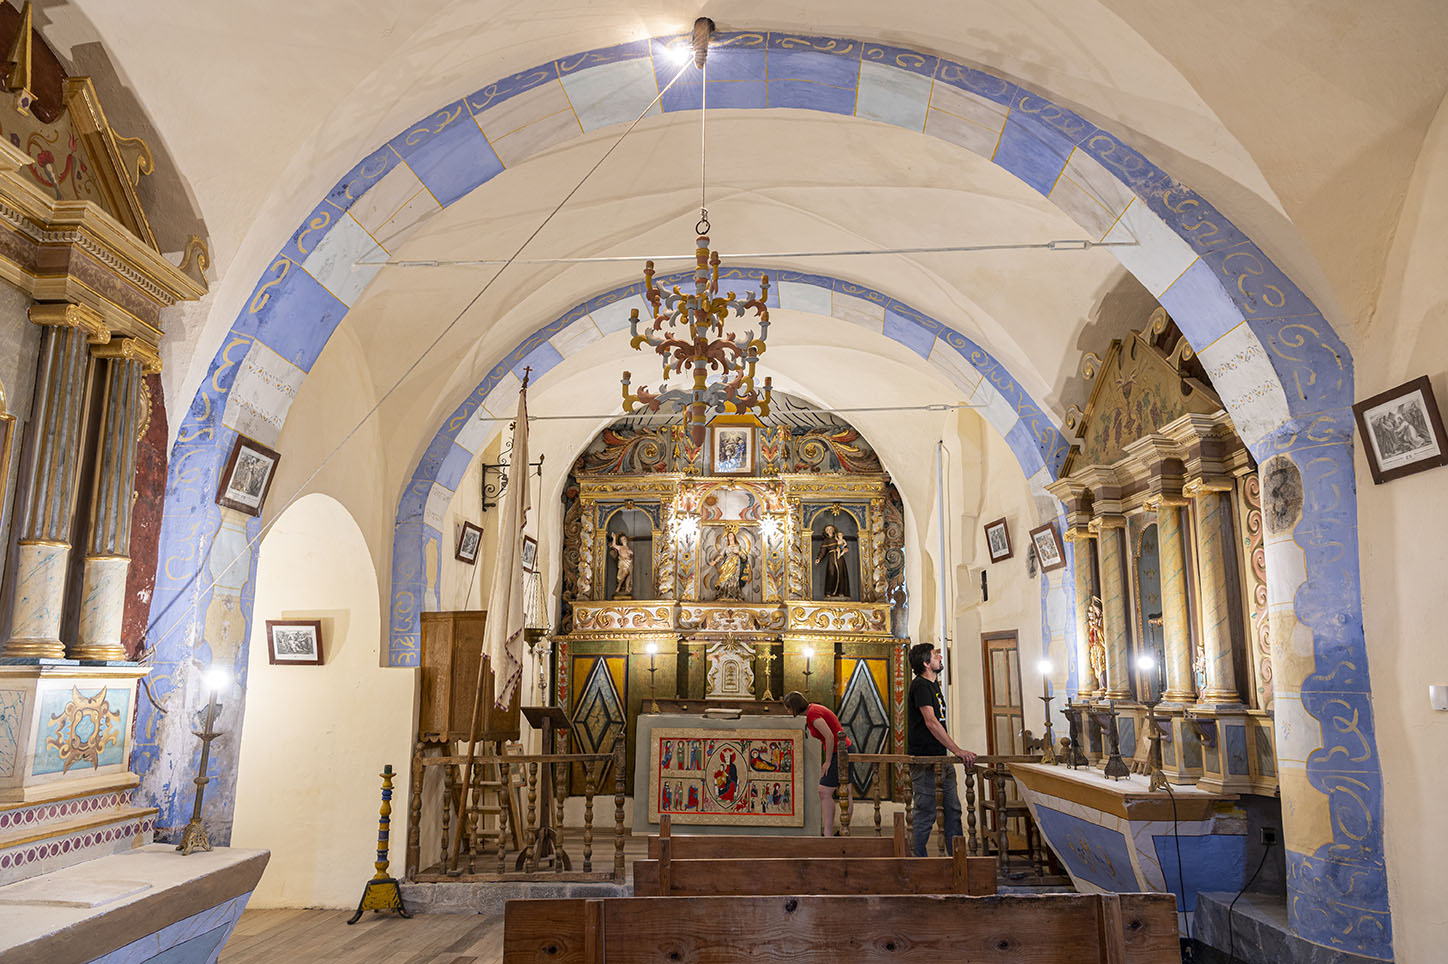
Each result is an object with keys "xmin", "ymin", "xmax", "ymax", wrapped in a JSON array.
[
  {"xmin": 215, "ymin": 435, "xmax": 281, "ymax": 516},
  {"xmin": 266, "ymin": 619, "xmax": 323, "ymax": 666},
  {"xmin": 983, "ymin": 517, "xmax": 1012, "ymax": 563},
  {"xmin": 709, "ymin": 422, "xmax": 756, "ymax": 476},
  {"xmin": 455, "ymin": 521, "xmax": 483, "ymax": 564},
  {"xmin": 521, "ymin": 534, "xmax": 538, "ymax": 573},
  {"xmin": 1352, "ymin": 375, "xmax": 1448, "ymax": 484},
  {"xmin": 1028, "ymin": 522, "xmax": 1067, "ymax": 573}
]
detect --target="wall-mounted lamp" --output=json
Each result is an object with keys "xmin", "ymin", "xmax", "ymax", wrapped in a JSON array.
[
  {"xmin": 801, "ymin": 645, "xmax": 815, "ymax": 684},
  {"xmin": 1036, "ymin": 659, "xmax": 1057, "ymax": 764},
  {"xmin": 760, "ymin": 516, "xmax": 782, "ymax": 540}
]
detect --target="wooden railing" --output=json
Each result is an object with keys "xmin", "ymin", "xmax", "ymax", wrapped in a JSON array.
[
  {"xmin": 406, "ymin": 743, "xmax": 627, "ymax": 881},
  {"xmin": 836, "ymin": 743, "xmax": 1054, "ymax": 878}
]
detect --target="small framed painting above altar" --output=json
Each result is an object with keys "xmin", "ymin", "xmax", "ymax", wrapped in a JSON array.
[
  {"xmin": 647, "ymin": 727, "xmax": 805, "ymax": 826},
  {"xmin": 633, "ymin": 713, "xmax": 821, "ymax": 834}
]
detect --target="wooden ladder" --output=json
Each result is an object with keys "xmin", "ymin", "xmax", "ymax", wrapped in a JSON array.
[{"xmin": 450, "ymin": 741, "xmax": 524, "ymax": 872}]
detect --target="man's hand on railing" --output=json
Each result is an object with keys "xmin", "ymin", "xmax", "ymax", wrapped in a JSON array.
[{"xmin": 956, "ymin": 749, "xmax": 978, "ymax": 767}]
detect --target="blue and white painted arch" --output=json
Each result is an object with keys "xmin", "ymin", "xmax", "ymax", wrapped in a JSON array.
[{"xmin": 138, "ymin": 30, "xmax": 1384, "ymax": 958}]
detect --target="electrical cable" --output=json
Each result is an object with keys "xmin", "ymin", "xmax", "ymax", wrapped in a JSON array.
[
  {"xmin": 358, "ymin": 238, "xmax": 1139, "ymax": 268},
  {"xmin": 137, "ymin": 60, "xmax": 696, "ymax": 682},
  {"xmin": 1161, "ymin": 782, "xmax": 1193, "ymax": 945},
  {"xmin": 1226, "ymin": 837, "xmax": 1274, "ymax": 964}
]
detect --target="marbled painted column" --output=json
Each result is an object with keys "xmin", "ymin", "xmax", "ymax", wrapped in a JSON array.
[
  {"xmin": 3, "ymin": 304, "xmax": 106, "ymax": 660},
  {"xmin": 1066, "ymin": 529, "xmax": 1099, "ymax": 697},
  {"xmin": 72, "ymin": 339, "xmax": 160, "ymax": 661},
  {"xmin": 1155, "ymin": 500, "xmax": 1197, "ymax": 704},
  {"xmin": 1188, "ymin": 481, "xmax": 1241, "ymax": 705},
  {"xmin": 1093, "ymin": 517, "xmax": 1131, "ymax": 700}
]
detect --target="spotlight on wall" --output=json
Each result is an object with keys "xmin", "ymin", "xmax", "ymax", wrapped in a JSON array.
[
  {"xmin": 672, "ymin": 516, "xmax": 699, "ymax": 541},
  {"xmin": 760, "ymin": 516, "xmax": 781, "ymax": 539},
  {"xmin": 1037, "ymin": 658, "xmax": 1053, "ymax": 676},
  {"xmin": 1135, "ymin": 654, "xmax": 1157, "ymax": 672},
  {"xmin": 665, "ymin": 42, "xmax": 692, "ymax": 65}
]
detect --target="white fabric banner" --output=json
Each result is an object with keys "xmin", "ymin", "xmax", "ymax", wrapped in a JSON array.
[{"xmin": 482, "ymin": 387, "xmax": 529, "ymax": 708}]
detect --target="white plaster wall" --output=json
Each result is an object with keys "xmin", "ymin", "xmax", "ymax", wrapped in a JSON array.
[
  {"xmin": 943, "ymin": 413, "xmax": 1051, "ymax": 756},
  {"xmin": 231, "ymin": 492, "xmax": 416, "ymax": 908},
  {"xmin": 1358, "ymin": 89, "xmax": 1448, "ymax": 964}
]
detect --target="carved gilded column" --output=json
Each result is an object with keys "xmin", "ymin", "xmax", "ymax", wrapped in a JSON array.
[
  {"xmin": 3, "ymin": 303, "xmax": 107, "ymax": 659},
  {"xmin": 1155, "ymin": 499, "xmax": 1197, "ymax": 704},
  {"xmin": 1091, "ymin": 515, "xmax": 1131, "ymax": 700},
  {"xmin": 1065, "ymin": 527, "xmax": 1100, "ymax": 697},
  {"xmin": 1187, "ymin": 478, "xmax": 1241, "ymax": 704},
  {"xmin": 71, "ymin": 338, "xmax": 160, "ymax": 660},
  {"xmin": 869, "ymin": 497, "xmax": 886, "ymax": 601}
]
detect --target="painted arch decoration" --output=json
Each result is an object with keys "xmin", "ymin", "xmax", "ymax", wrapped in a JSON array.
[{"xmin": 138, "ymin": 30, "xmax": 1384, "ymax": 958}]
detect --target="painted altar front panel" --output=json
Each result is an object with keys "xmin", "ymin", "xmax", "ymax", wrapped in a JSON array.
[{"xmin": 647, "ymin": 727, "xmax": 805, "ymax": 827}]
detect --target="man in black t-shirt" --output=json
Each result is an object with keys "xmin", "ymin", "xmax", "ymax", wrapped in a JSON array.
[{"xmin": 907, "ymin": 642, "xmax": 977, "ymax": 856}]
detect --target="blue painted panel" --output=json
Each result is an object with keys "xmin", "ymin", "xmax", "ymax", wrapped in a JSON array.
[
  {"xmin": 514, "ymin": 341, "xmax": 564, "ymax": 382},
  {"xmin": 1004, "ymin": 420, "xmax": 1047, "ymax": 478},
  {"xmin": 990, "ymin": 114, "xmax": 1073, "ymax": 195},
  {"xmin": 138, "ymin": 923, "xmax": 229, "ymax": 964},
  {"xmin": 230, "ymin": 259, "xmax": 348, "ymax": 373},
  {"xmin": 466, "ymin": 63, "xmax": 560, "ymax": 114},
  {"xmin": 1225, "ymin": 724, "xmax": 1249, "ymax": 775},
  {"xmin": 414, "ymin": 433, "xmax": 456, "ymax": 489},
  {"xmin": 437, "ymin": 442, "xmax": 474, "ymax": 491},
  {"xmin": 280, "ymin": 200, "xmax": 344, "ymax": 264},
  {"xmin": 1254, "ymin": 726, "xmax": 1275, "ymax": 777},
  {"xmin": 934, "ymin": 60, "xmax": 1017, "ymax": 107},
  {"xmin": 1032, "ymin": 805, "xmax": 1138, "ymax": 893},
  {"xmin": 1158, "ymin": 258, "xmax": 1242, "ymax": 346},
  {"xmin": 389, "ymin": 103, "xmax": 503, "ymax": 207},
  {"xmin": 556, "ymin": 38, "xmax": 651, "ymax": 77},
  {"xmin": 1153, "ymin": 832, "xmax": 1245, "ymax": 911},
  {"xmin": 861, "ymin": 43, "xmax": 938, "ymax": 78},
  {"xmin": 766, "ymin": 44, "xmax": 862, "ymax": 88},
  {"xmin": 323, "ymin": 144, "xmax": 401, "ymax": 212},
  {"xmin": 767, "ymin": 79, "xmax": 856, "ymax": 115},
  {"xmin": 1249, "ymin": 314, "xmax": 1353, "ymax": 412},
  {"xmin": 882, "ymin": 308, "xmax": 935, "ymax": 358}
]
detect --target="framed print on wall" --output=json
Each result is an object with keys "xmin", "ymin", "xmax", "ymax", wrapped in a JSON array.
[
  {"xmin": 266, "ymin": 619, "xmax": 323, "ymax": 666},
  {"xmin": 455, "ymin": 521, "xmax": 483, "ymax": 564},
  {"xmin": 521, "ymin": 535, "xmax": 538, "ymax": 573},
  {"xmin": 215, "ymin": 436, "xmax": 281, "ymax": 516},
  {"xmin": 709, "ymin": 421, "xmax": 756, "ymax": 476},
  {"xmin": 1028, "ymin": 522, "xmax": 1067, "ymax": 573},
  {"xmin": 1352, "ymin": 375, "xmax": 1448, "ymax": 484},
  {"xmin": 983, "ymin": 517, "xmax": 1012, "ymax": 563}
]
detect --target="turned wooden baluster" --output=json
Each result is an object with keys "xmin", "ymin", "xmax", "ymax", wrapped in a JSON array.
[
  {"xmin": 440, "ymin": 764, "xmax": 454, "ymax": 874},
  {"xmin": 466, "ymin": 762, "xmax": 482, "ymax": 875},
  {"xmin": 992, "ymin": 764, "xmax": 1009, "ymax": 874},
  {"xmin": 526, "ymin": 762, "xmax": 540, "ymax": 873},
  {"xmin": 583, "ymin": 760, "xmax": 596, "ymax": 873},
  {"xmin": 406, "ymin": 742, "xmax": 423, "ymax": 878},
  {"xmin": 902, "ymin": 763, "xmax": 914, "ymax": 847},
  {"xmin": 872, "ymin": 773, "xmax": 883, "ymax": 837},
  {"xmin": 934, "ymin": 760, "xmax": 946, "ymax": 857},
  {"xmin": 964, "ymin": 764, "xmax": 978, "ymax": 855},
  {"xmin": 613, "ymin": 744, "xmax": 626, "ymax": 881},
  {"xmin": 836, "ymin": 731, "xmax": 851, "ymax": 836},
  {"xmin": 497, "ymin": 760, "xmax": 510, "ymax": 875},
  {"xmin": 554, "ymin": 761, "xmax": 567, "ymax": 875}
]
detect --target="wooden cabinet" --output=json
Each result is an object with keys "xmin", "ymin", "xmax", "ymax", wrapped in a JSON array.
[{"xmin": 419, "ymin": 610, "xmax": 520, "ymax": 741}]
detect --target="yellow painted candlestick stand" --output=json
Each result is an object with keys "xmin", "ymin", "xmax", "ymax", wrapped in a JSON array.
[{"xmin": 347, "ymin": 765, "xmax": 412, "ymax": 924}]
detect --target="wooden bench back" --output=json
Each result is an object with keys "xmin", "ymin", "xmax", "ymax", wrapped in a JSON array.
[
  {"xmin": 647, "ymin": 811, "xmax": 906, "ymax": 859},
  {"xmin": 503, "ymin": 893, "xmax": 1180, "ymax": 963},
  {"xmin": 635, "ymin": 839, "xmax": 995, "ymax": 897}
]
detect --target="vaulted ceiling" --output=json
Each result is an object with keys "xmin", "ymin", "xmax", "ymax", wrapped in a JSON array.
[{"xmin": 31, "ymin": 1, "xmax": 1448, "ymax": 490}]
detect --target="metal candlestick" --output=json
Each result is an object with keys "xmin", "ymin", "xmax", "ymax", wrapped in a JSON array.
[
  {"xmin": 647, "ymin": 651, "xmax": 660, "ymax": 714},
  {"xmin": 1142, "ymin": 698, "xmax": 1168, "ymax": 792},
  {"xmin": 1093, "ymin": 702, "xmax": 1130, "ymax": 780},
  {"xmin": 758, "ymin": 638, "xmax": 778, "ymax": 701},
  {"xmin": 1038, "ymin": 693, "xmax": 1058, "ymax": 765},
  {"xmin": 177, "ymin": 687, "xmax": 223, "ymax": 856},
  {"xmin": 1061, "ymin": 702, "xmax": 1089, "ymax": 769}
]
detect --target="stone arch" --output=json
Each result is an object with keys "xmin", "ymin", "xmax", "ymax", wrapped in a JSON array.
[{"xmin": 138, "ymin": 31, "xmax": 1383, "ymax": 956}]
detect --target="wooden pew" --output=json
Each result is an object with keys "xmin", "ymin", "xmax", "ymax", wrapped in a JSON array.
[
  {"xmin": 635, "ymin": 835, "xmax": 996, "ymax": 897},
  {"xmin": 503, "ymin": 892, "xmax": 1180, "ymax": 963},
  {"xmin": 646, "ymin": 812, "xmax": 907, "ymax": 859}
]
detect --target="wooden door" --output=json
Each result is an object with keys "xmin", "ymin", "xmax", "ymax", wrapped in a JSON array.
[{"xmin": 980, "ymin": 631, "xmax": 1024, "ymax": 756}]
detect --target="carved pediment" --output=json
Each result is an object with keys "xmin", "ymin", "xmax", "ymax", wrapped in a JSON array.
[{"xmin": 1061, "ymin": 309, "xmax": 1224, "ymax": 477}]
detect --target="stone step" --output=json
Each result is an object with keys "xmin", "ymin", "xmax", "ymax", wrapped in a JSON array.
[{"xmin": 0, "ymin": 803, "xmax": 156, "ymax": 886}]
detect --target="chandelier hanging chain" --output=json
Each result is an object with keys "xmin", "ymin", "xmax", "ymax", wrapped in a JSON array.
[{"xmin": 138, "ymin": 59, "xmax": 695, "ymax": 666}]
